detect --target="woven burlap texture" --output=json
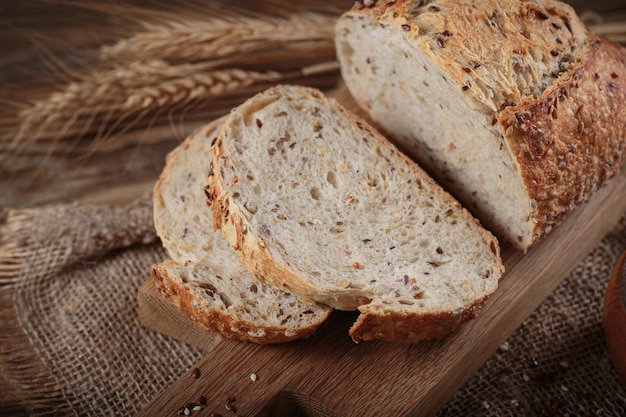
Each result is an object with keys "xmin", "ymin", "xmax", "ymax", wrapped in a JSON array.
[
  {"xmin": 0, "ymin": 195, "xmax": 204, "ymax": 416},
  {"xmin": 0, "ymin": 195, "xmax": 624, "ymax": 416}
]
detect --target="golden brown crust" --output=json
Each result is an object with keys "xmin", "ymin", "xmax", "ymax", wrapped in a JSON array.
[
  {"xmin": 150, "ymin": 262, "xmax": 328, "ymax": 344},
  {"xmin": 348, "ymin": 0, "xmax": 587, "ymax": 115},
  {"xmin": 207, "ymin": 145, "xmax": 316, "ymax": 303},
  {"xmin": 152, "ymin": 117, "xmax": 331, "ymax": 344},
  {"xmin": 339, "ymin": 0, "xmax": 626, "ymax": 250},
  {"xmin": 498, "ymin": 34, "xmax": 626, "ymax": 245},
  {"xmin": 350, "ymin": 294, "xmax": 491, "ymax": 343},
  {"xmin": 208, "ymin": 84, "xmax": 504, "ymax": 342},
  {"xmin": 209, "ymin": 85, "xmax": 502, "ymax": 300}
]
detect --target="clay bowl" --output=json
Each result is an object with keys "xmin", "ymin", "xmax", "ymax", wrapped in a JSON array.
[{"xmin": 604, "ymin": 250, "xmax": 626, "ymax": 385}]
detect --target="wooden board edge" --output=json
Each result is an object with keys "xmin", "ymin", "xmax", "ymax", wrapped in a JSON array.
[
  {"xmin": 137, "ymin": 280, "xmax": 224, "ymax": 352},
  {"xmin": 137, "ymin": 167, "xmax": 626, "ymax": 417}
]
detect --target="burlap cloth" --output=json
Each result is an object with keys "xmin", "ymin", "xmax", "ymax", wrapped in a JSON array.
[{"xmin": 0, "ymin": 194, "xmax": 624, "ymax": 416}]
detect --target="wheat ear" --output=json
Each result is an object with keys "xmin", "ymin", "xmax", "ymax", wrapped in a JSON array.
[
  {"xmin": 99, "ymin": 13, "xmax": 337, "ymax": 65},
  {"xmin": 12, "ymin": 61, "xmax": 282, "ymax": 153}
]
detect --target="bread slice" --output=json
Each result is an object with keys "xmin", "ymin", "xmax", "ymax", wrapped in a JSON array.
[
  {"xmin": 153, "ymin": 119, "xmax": 227, "ymax": 265},
  {"xmin": 335, "ymin": 0, "xmax": 626, "ymax": 250},
  {"xmin": 152, "ymin": 118, "xmax": 331, "ymax": 344},
  {"xmin": 207, "ymin": 84, "xmax": 504, "ymax": 342}
]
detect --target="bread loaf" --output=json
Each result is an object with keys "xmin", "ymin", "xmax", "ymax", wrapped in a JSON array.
[
  {"xmin": 335, "ymin": 0, "xmax": 626, "ymax": 250},
  {"xmin": 208, "ymin": 84, "xmax": 504, "ymax": 342},
  {"xmin": 152, "ymin": 119, "xmax": 331, "ymax": 344}
]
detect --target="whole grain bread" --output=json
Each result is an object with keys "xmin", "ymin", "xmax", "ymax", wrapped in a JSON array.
[
  {"xmin": 335, "ymin": 0, "xmax": 626, "ymax": 250},
  {"xmin": 152, "ymin": 118, "xmax": 331, "ymax": 344},
  {"xmin": 208, "ymin": 84, "xmax": 504, "ymax": 342}
]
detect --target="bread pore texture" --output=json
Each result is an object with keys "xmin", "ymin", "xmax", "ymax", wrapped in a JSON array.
[
  {"xmin": 208, "ymin": 84, "xmax": 504, "ymax": 342},
  {"xmin": 335, "ymin": 0, "xmax": 626, "ymax": 250},
  {"xmin": 152, "ymin": 118, "xmax": 331, "ymax": 344}
]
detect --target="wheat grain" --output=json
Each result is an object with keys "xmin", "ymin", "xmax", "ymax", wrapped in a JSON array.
[
  {"xmin": 13, "ymin": 60, "xmax": 282, "ymax": 148},
  {"xmin": 3, "ymin": 8, "xmax": 341, "ymax": 162},
  {"xmin": 121, "ymin": 64, "xmax": 282, "ymax": 110},
  {"xmin": 100, "ymin": 13, "xmax": 336, "ymax": 65}
]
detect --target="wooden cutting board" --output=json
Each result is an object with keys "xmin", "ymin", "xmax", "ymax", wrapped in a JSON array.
[{"xmin": 136, "ymin": 163, "xmax": 626, "ymax": 417}]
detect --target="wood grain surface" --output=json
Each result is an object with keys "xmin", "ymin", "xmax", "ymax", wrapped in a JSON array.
[
  {"xmin": 137, "ymin": 165, "xmax": 626, "ymax": 417},
  {"xmin": 2, "ymin": 2, "xmax": 625, "ymax": 415}
]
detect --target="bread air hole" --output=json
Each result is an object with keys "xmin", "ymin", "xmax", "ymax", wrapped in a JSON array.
[
  {"xmin": 242, "ymin": 96, "xmax": 279, "ymax": 127},
  {"xmin": 244, "ymin": 201, "xmax": 258, "ymax": 214},
  {"xmin": 219, "ymin": 293, "xmax": 232, "ymax": 308},
  {"xmin": 326, "ymin": 171, "xmax": 338, "ymax": 188},
  {"xmin": 234, "ymin": 144, "xmax": 245, "ymax": 155},
  {"xmin": 280, "ymin": 315, "xmax": 294, "ymax": 326},
  {"xmin": 310, "ymin": 187, "xmax": 321, "ymax": 200}
]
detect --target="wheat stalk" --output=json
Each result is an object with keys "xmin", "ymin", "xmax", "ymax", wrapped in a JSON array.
[
  {"xmin": 8, "ymin": 58, "xmax": 341, "ymax": 158},
  {"xmin": 10, "ymin": 61, "xmax": 283, "ymax": 153},
  {"xmin": 100, "ymin": 13, "xmax": 337, "ymax": 66},
  {"xmin": 2, "ymin": 8, "xmax": 340, "ymax": 161}
]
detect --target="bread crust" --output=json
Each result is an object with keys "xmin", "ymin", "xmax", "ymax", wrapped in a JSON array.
[
  {"xmin": 498, "ymin": 34, "xmax": 626, "ymax": 245},
  {"xmin": 350, "ymin": 294, "xmax": 490, "ymax": 343},
  {"xmin": 337, "ymin": 0, "xmax": 626, "ymax": 249},
  {"xmin": 152, "ymin": 118, "xmax": 332, "ymax": 344},
  {"xmin": 208, "ymin": 85, "xmax": 504, "ymax": 342},
  {"xmin": 151, "ymin": 262, "xmax": 329, "ymax": 344},
  {"xmin": 208, "ymin": 103, "xmax": 360, "ymax": 307},
  {"xmin": 346, "ymin": 0, "xmax": 588, "ymax": 115}
]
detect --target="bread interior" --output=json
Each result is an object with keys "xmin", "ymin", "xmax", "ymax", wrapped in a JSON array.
[{"xmin": 336, "ymin": 18, "xmax": 534, "ymax": 248}]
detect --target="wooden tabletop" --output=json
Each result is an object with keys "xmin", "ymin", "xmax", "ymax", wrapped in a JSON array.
[{"xmin": 1, "ymin": 1, "xmax": 625, "ymax": 416}]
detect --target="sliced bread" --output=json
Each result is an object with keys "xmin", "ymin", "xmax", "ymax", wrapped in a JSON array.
[
  {"xmin": 335, "ymin": 0, "xmax": 626, "ymax": 250},
  {"xmin": 152, "ymin": 118, "xmax": 331, "ymax": 344},
  {"xmin": 208, "ymin": 84, "xmax": 504, "ymax": 342}
]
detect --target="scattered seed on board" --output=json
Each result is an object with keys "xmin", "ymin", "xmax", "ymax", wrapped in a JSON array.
[
  {"xmin": 224, "ymin": 396, "xmax": 237, "ymax": 412},
  {"xmin": 250, "ymin": 373, "xmax": 258, "ymax": 382},
  {"xmin": 191, "ymin": 367, "xmax": 200, "ymax": 379}
]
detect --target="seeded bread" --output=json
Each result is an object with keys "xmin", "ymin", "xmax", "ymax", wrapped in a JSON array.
[
  {"xmin": 152, "ymin": 119, "xmax": 331, "ymax": 344},
  {"xmin": 207, "ymin": 84, "xmax": 504, "ymax": 343},
  {"xmin": 335, "ymin": 0, "xmax": 626, "ymax": 250}
]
